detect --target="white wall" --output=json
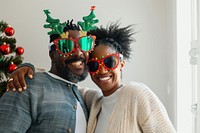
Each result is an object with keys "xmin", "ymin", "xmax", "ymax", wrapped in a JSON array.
[{"xmin": 0, "ymin": 0, "xmax": 177, "ymax": 128}]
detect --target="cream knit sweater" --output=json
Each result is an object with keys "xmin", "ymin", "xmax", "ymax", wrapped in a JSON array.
[{"xmin": 85, "ymin": 82, "xmax": 176, "ymax": 133}]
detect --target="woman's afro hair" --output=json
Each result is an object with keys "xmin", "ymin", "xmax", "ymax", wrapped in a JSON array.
[{"xmin": 88, "ymin": 22, "xmax": 136, "ymax": 59}]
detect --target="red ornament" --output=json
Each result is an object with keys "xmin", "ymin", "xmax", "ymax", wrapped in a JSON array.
[
  {"xmin": 16, "ymin": 47, "xmax": 24, "ymax": 55},
  {"xmin": 4, "ymin": 26, "xmax": 15, "ymax": 36},
  {"xmin": 8, "ymin": 63, "xmax": 17, "ymax": 73},
  {"xmin": 0, "ymin": 43, "xmax": 11, "ymax": 55}
]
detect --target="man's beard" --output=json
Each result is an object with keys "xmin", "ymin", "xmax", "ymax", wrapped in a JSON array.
[
  {"xmin": 62, "ymin": 64, "xmax": 88, "ymax": 83},
  {"xmin": 56, "ymin": 58, "xmax": 88, "ymax": 83}
]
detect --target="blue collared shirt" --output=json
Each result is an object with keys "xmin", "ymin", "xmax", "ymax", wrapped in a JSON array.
[{"xmin": 0, "ymin": 72, "xmax": 88, "ymax": 133}]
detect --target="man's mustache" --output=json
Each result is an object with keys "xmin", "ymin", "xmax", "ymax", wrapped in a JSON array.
[{"xmin": 65, "ymin": 57, "xmax": 86, "ymax": 64}]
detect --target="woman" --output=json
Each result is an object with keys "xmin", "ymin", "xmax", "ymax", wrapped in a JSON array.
[
  {"xmin": 6, "ymin": 23, "xmax": 176, "ymax": 133},
  {"xmin": 86, "ymin": 23, "xmax": 176, "ymax": 133}
]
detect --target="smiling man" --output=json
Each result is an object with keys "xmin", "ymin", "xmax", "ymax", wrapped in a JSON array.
[{"xmin": 0, "ymin": 7, "xmax": 98, "ymax": 133}]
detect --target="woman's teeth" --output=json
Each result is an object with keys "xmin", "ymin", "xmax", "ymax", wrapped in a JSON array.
[{"xmin": 99, "ymin": 77, "xmax": 110, "ymax": 81}]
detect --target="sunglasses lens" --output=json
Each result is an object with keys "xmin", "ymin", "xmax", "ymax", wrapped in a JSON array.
[
  {"xmin": 87, "ymin": 61, "xmax": 99, "ymax": 73},
  {"xmin": 57, "ymin": 39, "xmax": 74, "ymax": 54},
  {"xmin": 78, "ymin": 36, "xmax": 94, "ymax": 51},
  {"xmin": 104, "ymin": 56, "xmax": 118, "ymax": 69}
]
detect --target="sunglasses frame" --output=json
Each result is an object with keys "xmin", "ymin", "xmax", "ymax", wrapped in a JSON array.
[
  {"xmin": 88, "ymin": 53, "xmax": 123, "ymax": 74},
  {"xmin": 53, "ymin": 35, "xmax": 96, "ymax": 57}
]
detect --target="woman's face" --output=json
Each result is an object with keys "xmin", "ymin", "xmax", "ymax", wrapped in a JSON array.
[{"xmin": 89, "ymin": 44, "xmax": 125, "ymax": 96}]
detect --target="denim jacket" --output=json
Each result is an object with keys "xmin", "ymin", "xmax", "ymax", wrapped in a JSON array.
[{"xmin": 0, "ymin": 72, "xmax": 88, "ymax": 133}]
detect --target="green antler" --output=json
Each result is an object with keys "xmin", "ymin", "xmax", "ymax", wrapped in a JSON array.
[
  {"xmin": 43, "ymin": 10, "xmax": 66, "ymax": 35},
  {"xmin": 78, "ymin": 6, "xmax": 99, "ymax": 32}
]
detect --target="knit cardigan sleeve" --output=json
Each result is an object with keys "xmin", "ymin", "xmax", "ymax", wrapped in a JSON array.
[{"xmin": 132, "ymin": 82, "xmax": 176, "ymax": 133}]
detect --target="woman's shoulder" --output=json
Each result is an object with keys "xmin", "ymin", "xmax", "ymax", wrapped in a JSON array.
[
  {"xmin": 124, "ymin": 82, "xmax": 150, "ymax": 93},
  {"xmin": 122, "ymin": 81, "xmax": 157, "ymax": 100}
]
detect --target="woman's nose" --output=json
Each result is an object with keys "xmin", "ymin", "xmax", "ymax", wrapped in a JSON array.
[{"xmin": 98, "ymin": 63, "xmax": 108, "ymax": 74}]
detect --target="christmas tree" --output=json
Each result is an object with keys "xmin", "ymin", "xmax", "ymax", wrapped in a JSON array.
[{"xmin": 0, "ymin": 21, "xmax": 24, "ymax": 96}]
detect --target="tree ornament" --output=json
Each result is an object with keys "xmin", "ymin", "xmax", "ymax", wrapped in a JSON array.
[
  {"xmin": 7, "ymin": 62, "xmax": 17, "ymax": 73},
  {"xmin": 0, "ymin": 43, "xmax": 10, "ymax": 55},
  {"xmin": 4, "ymin": 26, "xmax": 15, "ymax": 36},
  {"xmin": 16, "ymin": 47, "xmax": 24, "ymax": 55}
]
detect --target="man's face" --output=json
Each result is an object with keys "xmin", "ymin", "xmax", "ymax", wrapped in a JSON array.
[{"xmin": 52, "ymin": 30, "xmax": 89, "ymax": 83}]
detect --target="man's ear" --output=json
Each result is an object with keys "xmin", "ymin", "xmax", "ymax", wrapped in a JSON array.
[{"xmin": 49, "ymin": 51, "xmax": 56, "ymax": 62}]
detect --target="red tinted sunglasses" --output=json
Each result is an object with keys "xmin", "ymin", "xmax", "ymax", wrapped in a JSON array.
[{"xmin": 87, "ymin": 53, "xmax": 123, "ymax": 74}]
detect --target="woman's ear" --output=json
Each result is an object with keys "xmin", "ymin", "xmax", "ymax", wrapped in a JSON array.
[{"xmin": 120, "ymin": 60, "xmax": 125, "ymax": 70}]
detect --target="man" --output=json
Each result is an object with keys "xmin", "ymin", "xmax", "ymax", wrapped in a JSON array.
[{"xmin": 0, "ymin": 8, "xmax": 98, "ymax": 133}]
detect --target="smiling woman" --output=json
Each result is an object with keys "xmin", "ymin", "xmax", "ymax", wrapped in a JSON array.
[{"xmin": 86, "ymin": 23, "xmax": 176, "ymax": 133}]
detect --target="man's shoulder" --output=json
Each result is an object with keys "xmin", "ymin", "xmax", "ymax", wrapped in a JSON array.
[
  {"xmin": 25, "ymin": 72, "xmax": 52, "ymax": 86},
  {"xmin": 26, "ymin": 72, "xmax": 49, "ymax": 81}
]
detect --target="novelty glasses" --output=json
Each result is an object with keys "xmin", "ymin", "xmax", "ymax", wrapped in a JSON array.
[
  {"xmin": 53, "ymin": 35, "xmax": 96, "ymax": 56},
  {"xmin": 87, "ymin": 53, "xmax": 123, "ymax": 74}
]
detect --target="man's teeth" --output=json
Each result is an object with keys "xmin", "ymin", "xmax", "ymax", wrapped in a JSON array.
[
  {"xmin": 99, "ymin": 77, "xmax": 110, "ymax": 81},
  {"xmin": 71, "ymin": 61, "xmax": 82, "ymax": 66}
]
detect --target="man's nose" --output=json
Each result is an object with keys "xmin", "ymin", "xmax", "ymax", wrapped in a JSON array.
[{"xmin": 73, "ymin": 45, "xmax": 83, "ymax": 56}]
